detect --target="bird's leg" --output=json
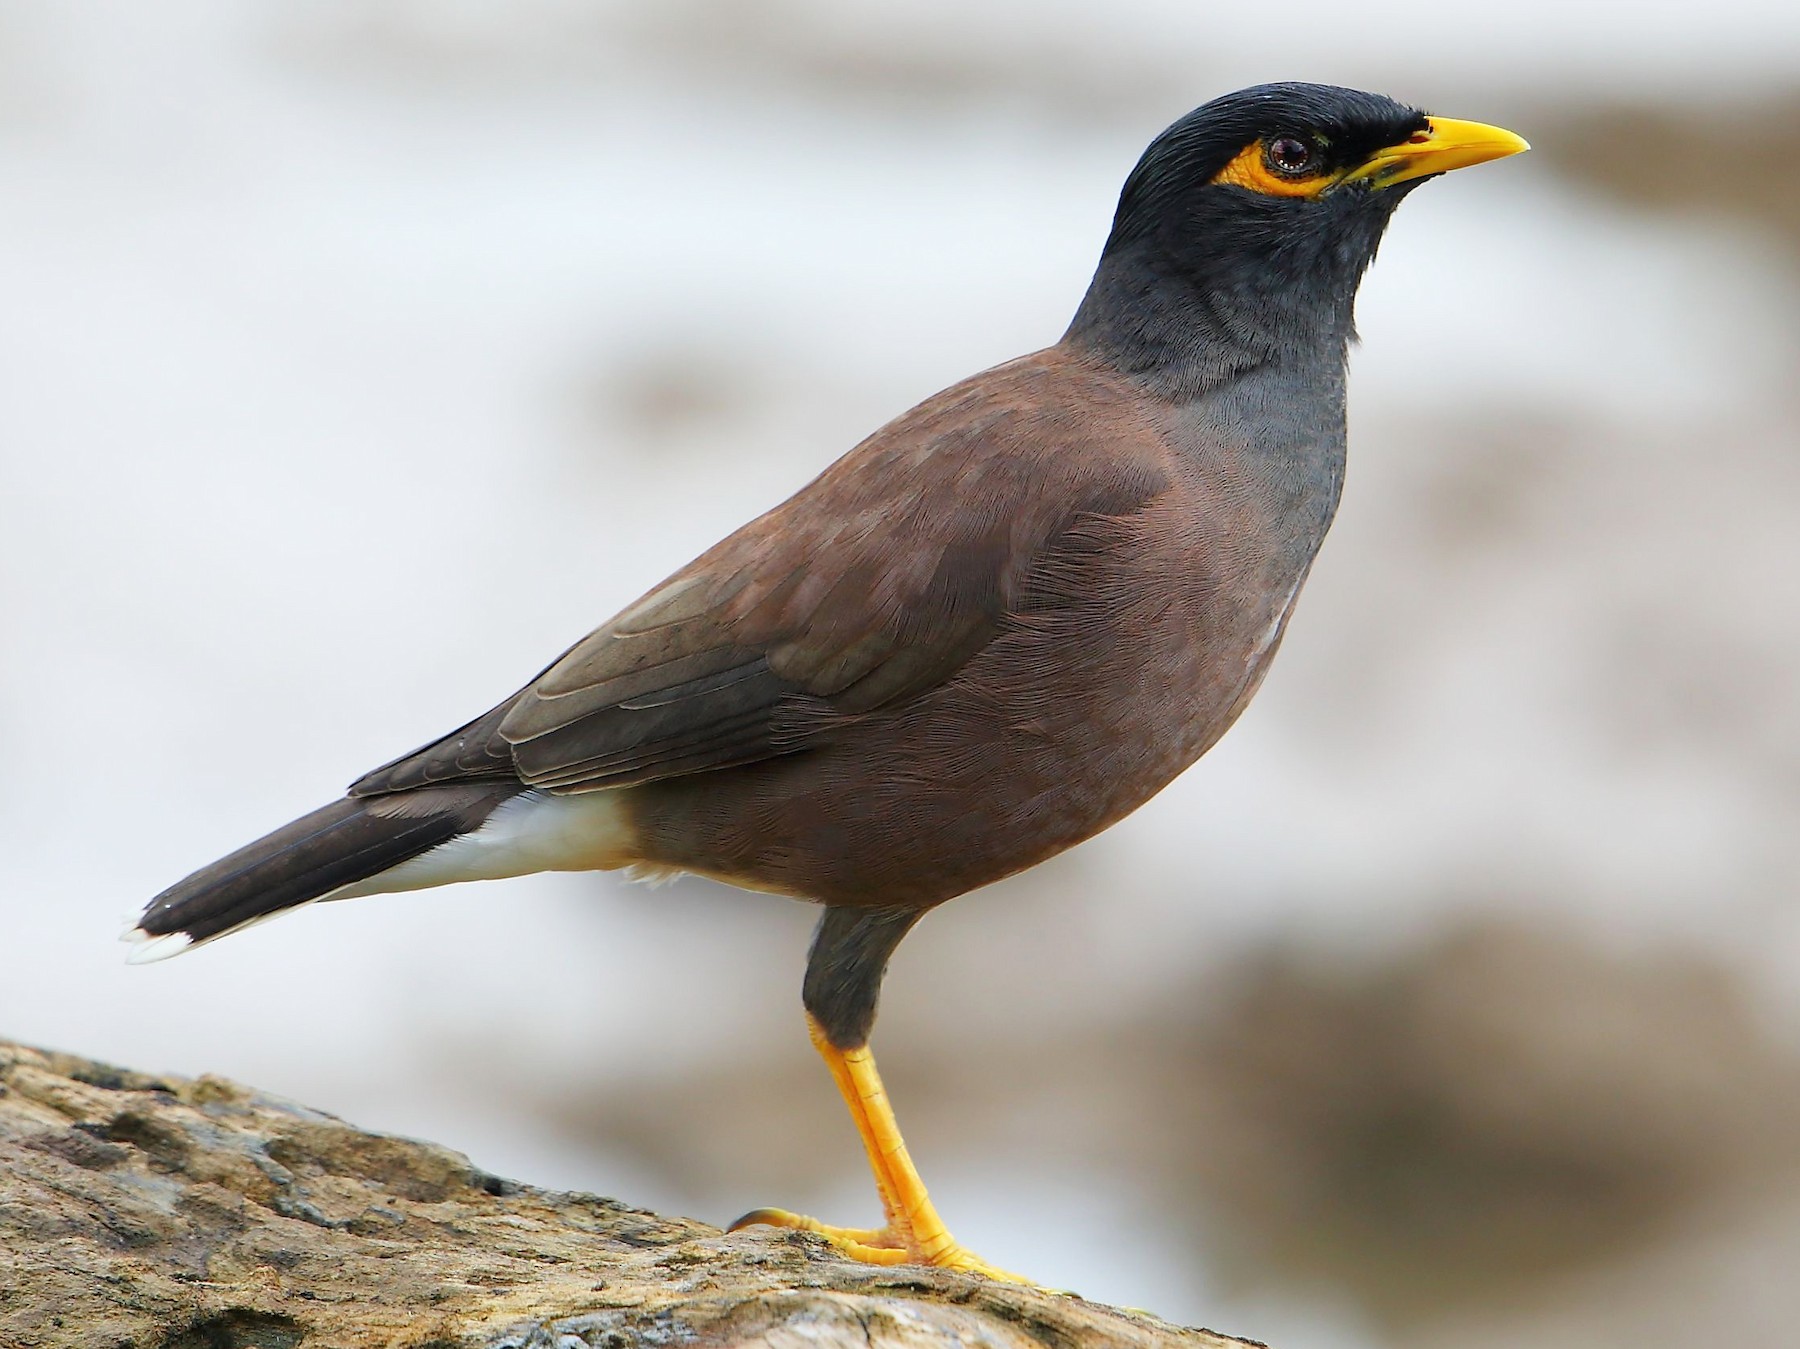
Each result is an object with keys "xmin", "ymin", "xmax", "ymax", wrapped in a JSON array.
[
  {"xmin": 728, "ymin": 906, "xmax": 1026, "ymax": 1281},
  {"xmin": 730, "ymin": 1014, "xmax": 1026, "ymax": 1280}
]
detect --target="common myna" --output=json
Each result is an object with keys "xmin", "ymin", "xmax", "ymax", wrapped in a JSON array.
[{"xmin": 129, "ymin": 83, "xmax": 1526, "ymax": 1280}]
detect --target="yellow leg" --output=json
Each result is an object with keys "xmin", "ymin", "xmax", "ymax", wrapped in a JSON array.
[{"xmin": 729, "ymin": 1014, "xmax": 1027, "ymax": 1282}]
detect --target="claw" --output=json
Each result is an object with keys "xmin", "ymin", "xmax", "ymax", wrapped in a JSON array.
[
  {"xmin": 729, "ymin": 1205, "xmax": 1027, "ymax": 1282},
  {"xmin": 727, "ymin": 1207, "xmax": 892, "ymax": 1246}
]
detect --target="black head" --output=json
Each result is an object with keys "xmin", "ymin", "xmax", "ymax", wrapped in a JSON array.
[{"xmin": 1068, "ymin": 83, "xmax": 1526, "ymax": 384}]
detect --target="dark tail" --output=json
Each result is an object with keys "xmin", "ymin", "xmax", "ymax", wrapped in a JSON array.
[{"xmin": 129, "ymin": 783, "xmax": 520, "ymax": 958}]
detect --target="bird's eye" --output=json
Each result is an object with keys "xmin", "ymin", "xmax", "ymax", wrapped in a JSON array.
[{"xmin": 1264, "ymin": 136, "xmax": 1316, "ymax": 177}]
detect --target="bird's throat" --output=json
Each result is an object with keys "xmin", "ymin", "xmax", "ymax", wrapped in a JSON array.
[{"xmin": 1065, "ymin": 243, "xmax": 1355, "ymax": 401}]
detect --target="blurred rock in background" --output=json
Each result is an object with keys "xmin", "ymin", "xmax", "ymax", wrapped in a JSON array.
[
  {"xmin": 2, "ymin": 3, "xmax": 1797, "ymax": 1344},
  {"xmin": 1537, "ymin": 95, "xmax": 1800, "ymax": 260},
  {"xmin": 1180, "ymin": 920, "xmax": 1800, "ymax": 1337}
]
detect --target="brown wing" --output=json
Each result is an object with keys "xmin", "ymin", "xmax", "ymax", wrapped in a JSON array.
[{"xmin": 351, "ymin": 351, "xmax": 1170, "ymax": 798}]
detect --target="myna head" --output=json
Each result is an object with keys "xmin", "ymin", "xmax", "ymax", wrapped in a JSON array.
[{"xmin": 1070, "ymin": 82, "xmax": 1527, "ymax": 377}]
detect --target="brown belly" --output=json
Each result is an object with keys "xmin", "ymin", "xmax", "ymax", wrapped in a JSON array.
[{"xmin": 623, "ymin": 575, "xmax": 1295, "ymax": 908}]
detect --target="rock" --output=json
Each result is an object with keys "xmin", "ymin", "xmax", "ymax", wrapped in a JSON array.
[{"xmin": 0, "ymin": 1040, "xmax": 1249, "ymax": 1349}]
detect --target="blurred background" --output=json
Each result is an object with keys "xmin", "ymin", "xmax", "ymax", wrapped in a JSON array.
[{"xmin": 3, "ymin": 3, "xmax": 1798, "ymax": 1345}]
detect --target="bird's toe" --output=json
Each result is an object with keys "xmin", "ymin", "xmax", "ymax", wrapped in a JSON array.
[{"xmin": 728, "ymin": 1207, "xmax": 1029, "ymax": 1282}]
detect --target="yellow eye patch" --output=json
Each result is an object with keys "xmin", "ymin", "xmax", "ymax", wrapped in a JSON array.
[{"xmin": 1211, "ymin": 140, "xmax": 1334, "ymax": 199}]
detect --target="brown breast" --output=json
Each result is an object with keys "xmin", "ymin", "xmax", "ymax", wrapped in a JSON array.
[{"xmin": 623, "ymin": 348, "xmax": 1325, "ymax": 908}]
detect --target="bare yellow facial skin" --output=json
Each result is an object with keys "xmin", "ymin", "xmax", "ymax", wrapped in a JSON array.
[
  {"xmin": 1212, "ymin": 140, "xmax": 1336, "ymax": 198},
  {"xmin": 1211, "ymin": 117, "xmax": 1529, "ymax": 199}
]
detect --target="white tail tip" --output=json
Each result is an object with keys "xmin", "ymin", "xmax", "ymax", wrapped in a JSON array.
[{"xmin": 122, "ymin": 929, "xmax": 194, "ymax": 965}]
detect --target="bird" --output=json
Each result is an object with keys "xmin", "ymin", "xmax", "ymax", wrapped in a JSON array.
[{"xmin": 128, "ymin": 83, "xmax": 1526, "ymax": 1281}]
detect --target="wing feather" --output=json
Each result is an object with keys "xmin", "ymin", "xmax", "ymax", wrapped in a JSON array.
[{"xmin": 348, "ymin": 352, "xmax": 1171, "ymax": 800}]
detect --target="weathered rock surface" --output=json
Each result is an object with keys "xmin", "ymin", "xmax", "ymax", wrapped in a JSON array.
[{"xmin": 0, "ymin": 1040, "xmax": 1250, "ymax": 1348}]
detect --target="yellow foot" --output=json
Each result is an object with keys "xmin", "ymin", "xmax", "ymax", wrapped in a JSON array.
[
  {"xmin": 729, "ymin": 1206, "xmax": 1029, "ymax": 1283},
  {"xmin": 748, "ymin": 1015, "xmax": 1039, "ymax": 1283}
]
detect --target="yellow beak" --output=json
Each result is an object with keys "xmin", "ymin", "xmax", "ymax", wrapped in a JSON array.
[{"xmin": 1348, "ymin": 117, "xmax": 1529, "ymax": 188}]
